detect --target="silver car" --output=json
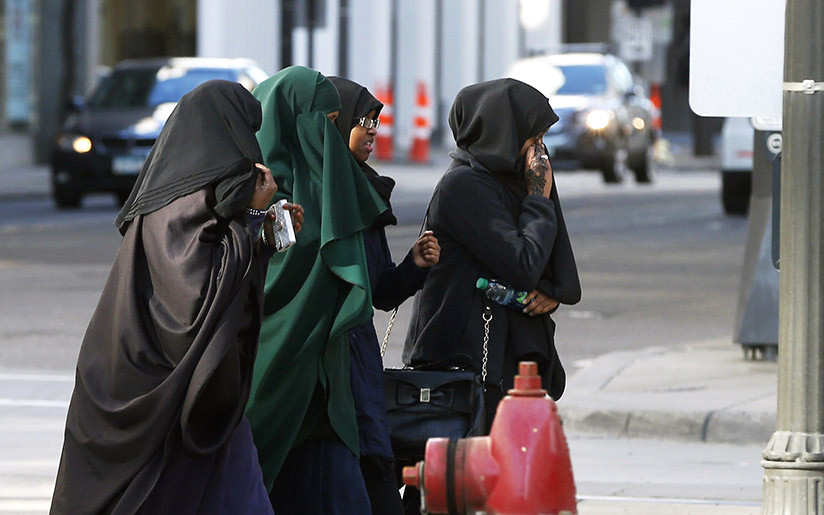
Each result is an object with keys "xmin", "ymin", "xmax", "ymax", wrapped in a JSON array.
[{"xmin": 507, "ymin": 52, "xmax": 658, "ymax": 184}]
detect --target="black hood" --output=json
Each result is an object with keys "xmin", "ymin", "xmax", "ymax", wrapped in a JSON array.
[
  {"xmin": 448, "ymin": 78, "xmax": 558, "ymax": 175},
  {"xmin": 115, "ymin": 79, "xmax": 263, "ymax": 232}
]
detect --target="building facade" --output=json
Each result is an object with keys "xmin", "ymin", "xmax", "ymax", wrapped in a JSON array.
[{"xmin": 2, "ymin": 1, "xmax": 713, "ymax": 165}]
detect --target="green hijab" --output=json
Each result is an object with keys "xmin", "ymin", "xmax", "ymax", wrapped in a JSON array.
[{"xmin": 245, "ymin": 66, "xmax": 388, "ymax": 488}]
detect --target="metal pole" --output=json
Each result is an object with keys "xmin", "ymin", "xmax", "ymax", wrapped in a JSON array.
[{"xmin": 761, "ymin": 0, "xmax": 824, "ymax": 511}]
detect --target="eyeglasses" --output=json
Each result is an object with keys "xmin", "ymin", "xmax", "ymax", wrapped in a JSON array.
[{"xmin": 354, "ymin": 117, "xmax": 381, "ymax": 130}]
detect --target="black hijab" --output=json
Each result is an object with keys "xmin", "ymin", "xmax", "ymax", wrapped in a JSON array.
[
  {"xmin": 115, "ymin": 79, "xmax": 264, "ymax": 232},
  {"xmin": 448, "ymin": 78, "xmax": 559, "ymax": 200},
  {"xmin": 52, "ymin": 80, "xmax": 268, "ymax": 513},
  {"xmin": 328, "ymin": 76, "xmax": 397, "ymax": 226}
]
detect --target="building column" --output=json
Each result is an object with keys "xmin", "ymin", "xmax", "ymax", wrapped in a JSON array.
[{"xmin": 197, "ymin": 0, "xmax": 280, "ymax": 74}]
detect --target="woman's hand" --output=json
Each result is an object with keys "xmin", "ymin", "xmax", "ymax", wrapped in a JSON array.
[
  {"xmin": 262, "ymin": 202, "xmax": 304, "ymax": 246},
  {"xmin": 522, "ymin": 290, "xmax": 559, "ymax": 316},
  {"xmin": 250, "ymin": 163, "xmax": 278, "ymax": 210},
  {"xmin": 525, "ymin": 142, "xmax": 553, "ymax": 198},
  {"xmin": 283, "ymin": 203, "xmax": 304, "ymax": 233},
  {"xmin": 412, "ymin": 230, "xmax": 441, "ymax": 269}
]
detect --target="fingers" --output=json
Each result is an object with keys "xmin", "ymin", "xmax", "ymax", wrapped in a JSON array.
[
  {"xmin": 262, "ymin": 211, "xmax": 276, "ymax": 245},
  {"xmin": 416, "ymin": 231, "xmax": 440, "ymax": 264},
  {"xmin": 283, "ymin": 203, "xmax": 304, "ymax": 233},
  {"xmin": 522, "ymin": 290, "xmax": 559, "ymax": 316},
  {"xmin": 525, "ymin": 144, "xmax": 536, "ymax": 171}
]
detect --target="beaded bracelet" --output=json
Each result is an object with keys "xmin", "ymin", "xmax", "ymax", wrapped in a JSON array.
[{"xmin": 245, "ymin": 207, "xmax": 267, "ymax": 217}]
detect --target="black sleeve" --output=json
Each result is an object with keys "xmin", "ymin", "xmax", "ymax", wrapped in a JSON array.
[
  {"xmin": 535, "ymin": 183, "xmax": 582, "ymax": 305},
  {"xmin": 371, "ymin": 229, "xmax": 429, "ymax": 311},
  {"xmin": 435, "ymin": 170, "xmax": 558, "ymax": 291}
]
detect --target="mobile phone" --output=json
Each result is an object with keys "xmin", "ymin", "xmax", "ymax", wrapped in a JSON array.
[{"xmin": 268, "ymin": 199, "xmax": 296, "ymax": 252}]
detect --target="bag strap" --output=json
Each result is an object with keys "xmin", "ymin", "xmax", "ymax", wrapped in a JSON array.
[
  {"xmin": 481, "ymin": 301, "xmax": 491, "ymax": 385},
  {"xmin": 380, "ymin": 308, "xmax": 396, "ymax": 358},
  {"xmin": 381, "ymin": 210, "xmax": 429, "ymax": 358},
  {"xmin": 379, "ymin": 210, "xmax": 491, "ymax": 385}
]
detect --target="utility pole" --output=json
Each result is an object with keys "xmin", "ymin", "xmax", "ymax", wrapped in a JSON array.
[{"xmin": 761, "ymin": 0, "xmax": 824, "ymax": 511}]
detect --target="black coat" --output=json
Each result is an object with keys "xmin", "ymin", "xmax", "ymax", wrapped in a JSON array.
[
  {"xmin": 402, "ymin": 155, "xmax": 580, "ymax": 399},
  {"xmin": 401, "ymin": 78, "xmax": 580, "ymax": 400}
]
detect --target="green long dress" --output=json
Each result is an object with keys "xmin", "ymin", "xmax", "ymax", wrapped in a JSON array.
[{"xmin": 245, "ymin": 66, "xmax": 388, "ymax": 490}]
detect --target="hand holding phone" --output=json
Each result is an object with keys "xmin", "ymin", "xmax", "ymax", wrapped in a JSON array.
[{"xmin": 265, "ymin": 199, "xmax": 296, "ymax": 252}]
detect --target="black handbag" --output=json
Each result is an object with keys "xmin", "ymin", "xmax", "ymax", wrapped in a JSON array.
[
  {"xmin": 381, "ymin": 302, "xmax": 492, "ymax": 462},
  {"xmin": 383, "ymin": 368, "xmax": 485, "ymax": 461}
]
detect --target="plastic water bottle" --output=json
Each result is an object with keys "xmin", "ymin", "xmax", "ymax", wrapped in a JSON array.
[{"xmin": 476, "ymin": 278, "xmax": 531, "ymax": 311}]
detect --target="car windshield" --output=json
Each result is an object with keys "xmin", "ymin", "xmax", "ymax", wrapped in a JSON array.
[
  {"xmin": 86, "ymin": 67, "xmax": 236, "ymax": 109},
  {"xmin": 555, "ymin": 65, "xmax": 607, "ymax": 95}
]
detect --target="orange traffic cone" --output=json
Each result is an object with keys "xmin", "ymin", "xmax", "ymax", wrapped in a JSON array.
[
  {"xmin": 375, "ymin": 84, "xmax": 394, "ymax": 161},
  {"xmin": 409, "ymin": 81, "xmax": 432, "ymax": 163},
  {"xmin": 649, "ymin": 83, "xmax": 662, "ymax": 131}
]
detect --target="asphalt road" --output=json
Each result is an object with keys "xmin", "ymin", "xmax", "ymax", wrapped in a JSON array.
[{"xmin": 0, "ymin": 167, "xmax": 757, "ymax": 512}]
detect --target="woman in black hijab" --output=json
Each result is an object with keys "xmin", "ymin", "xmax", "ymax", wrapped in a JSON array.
[
  {"xmin": 403, "ymin": 77, "xmax": 581, "ymax": 423},
  {"xmin": 327, "ymin": 76, "xmax": 440, "ymax": 515},
  {"xmin": 51, "ymin": 80, "xmax": 302, "ymax": 514}
]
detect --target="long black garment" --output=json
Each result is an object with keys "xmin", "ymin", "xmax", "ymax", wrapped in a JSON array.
[
  {"xmin": 51, "ymin": 81, "xmax": 271, "ymax": 514},
  {"xmin": 329, "ymin": 76, "xmax": 423, "ymax": 515},
  {"xmin": 402, "ymin": 79, "xmax": 581, "ymax": 402}
]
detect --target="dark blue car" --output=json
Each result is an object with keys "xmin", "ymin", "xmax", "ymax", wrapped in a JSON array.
[{"xmin": 51, "ymin": 57, "xmax": 268, "ymax": 208}]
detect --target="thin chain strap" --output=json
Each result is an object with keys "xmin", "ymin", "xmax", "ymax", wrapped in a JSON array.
[
  {"xmin": 380, "ymin": 308, "xmax": 397, "ymax": 358},
  {"xmin": 481, "ymin": 304, "xmax": 492, "ymax": 384},
  {"xmin": 380, "ymin": 211, "xmax": 429, "ymax": 359}
]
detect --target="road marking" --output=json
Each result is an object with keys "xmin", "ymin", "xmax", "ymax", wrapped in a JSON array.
[
  {"xmin": 0, "ymin": 373, "xmax": 74, "ymax": 382},
  {"xmin": 577, "ymin": 494, "xmax": 761, "ymax": 507},
  {"xmin": 0, "ymin": 499, "xmax": 52, "ymax": 513},
  {"xmin": 0, "ymin": 399, "xmax": 69, "ymax": 408}
]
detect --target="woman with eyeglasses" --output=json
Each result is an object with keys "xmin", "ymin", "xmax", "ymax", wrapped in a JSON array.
[
  {"xmin": 327, "ymin": 76, "xmax": 440, "ymax": 515},
  {"xmin": 245, "ymin": 67, "xmax": 422, "ymax": 514}
]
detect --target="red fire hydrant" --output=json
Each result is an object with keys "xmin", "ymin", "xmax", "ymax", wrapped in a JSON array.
[{"xmin": 402, "ymin": 362, "xmax": 577, "ymax": 515}]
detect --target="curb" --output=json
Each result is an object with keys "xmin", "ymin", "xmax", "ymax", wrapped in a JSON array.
[
  {"xmin": 556, "ymin": 343, "xmax": 777, "ymax": 445},
  {"xmin": 558, "ymin": 405, "xmax": 775, "ymax": 445}
]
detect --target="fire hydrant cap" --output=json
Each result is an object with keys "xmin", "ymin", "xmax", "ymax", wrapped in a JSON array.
[
  {"xmin": 402, "ymin": 465, "xmax": 420, "ymax": 488},
  {"xmin": 510, "ymin": 361, "xmax": 545, "ymax": 396}
]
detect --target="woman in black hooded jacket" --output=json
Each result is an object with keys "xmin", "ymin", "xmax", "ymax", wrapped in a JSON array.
[{"xmin": 402, "ymin": 78, "xmax": 581, "ymax": 426}]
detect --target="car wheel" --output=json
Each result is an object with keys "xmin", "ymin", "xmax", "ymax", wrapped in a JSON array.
[
  {"xmin": 601, "ymin": 146, "xmax": 629, "ymax": 184},
  {"xmin": 631, "ymin": 138, "xmax": 655, "ymax": 184},
  {"xmin": 721, "ymin": 170, "xmax": 751, "ymax": 215},
  {"xmin": 53, "ymin": 185, "xmax": 82, "ymax": 209}
]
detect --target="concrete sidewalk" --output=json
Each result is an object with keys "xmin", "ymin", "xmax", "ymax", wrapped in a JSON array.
[
  {"xmin": 558, "ymin": 340, "xmax": 776, "ymax": 446},
  {"xmin": 0, "ymin": 132, "xmax": 49, "ymax": 201}
]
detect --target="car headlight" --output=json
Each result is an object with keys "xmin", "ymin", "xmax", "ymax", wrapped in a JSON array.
[
  {"xmin": 585, "ymin": 110, "xmax": 611, "ymax": 131},
  {"xmin": 57, "ymin": 134, "xmax": 93, "ymax": 153}
]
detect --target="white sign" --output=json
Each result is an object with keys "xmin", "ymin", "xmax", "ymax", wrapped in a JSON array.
[
  {"xmin": 689, "ymin": 0, "xmax": 786, "ymax": 118},
  {"xmin": 618, "ymin": 16, "xmax": 654, "ymax": 62}
]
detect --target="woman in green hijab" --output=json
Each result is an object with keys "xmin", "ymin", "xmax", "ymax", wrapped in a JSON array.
[{"xmin": 245, "ymin": 66, "xmax": 388, "ymax": 513}]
